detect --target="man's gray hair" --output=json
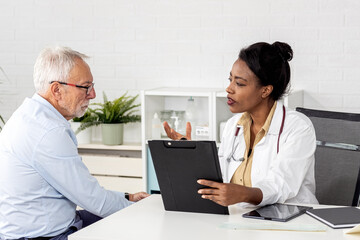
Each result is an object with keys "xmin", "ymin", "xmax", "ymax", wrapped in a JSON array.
[{"xmin": 33, "ymin": 46, "xmax": 89, "ymax": 94}]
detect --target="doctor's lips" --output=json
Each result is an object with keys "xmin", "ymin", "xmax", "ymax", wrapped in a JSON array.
[{"xmin": 227, "ymin": 96, "xmax": 235, "ymax": 105}]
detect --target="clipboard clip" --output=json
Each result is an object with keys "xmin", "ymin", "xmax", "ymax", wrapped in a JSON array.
[{"xmin": 163, "ymin": 140, "xmax": 196, "ymax": 149}]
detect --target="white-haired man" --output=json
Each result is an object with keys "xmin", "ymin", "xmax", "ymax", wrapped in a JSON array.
[{"xmin": 0, "ymin": 47, "xmax": 149, "ymax": 240}]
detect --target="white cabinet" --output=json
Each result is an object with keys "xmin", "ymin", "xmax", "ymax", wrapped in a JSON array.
[
  {"xmin": 141, "ymin": 88, "xmax": 218, "ymax": 140},
  {"xmin": 141, "ymin": 88, "xmax": 303, "ymax": 193},
  {"xmin": 78, "ymin": 143, "xmax": 144, "ymax": 193}
]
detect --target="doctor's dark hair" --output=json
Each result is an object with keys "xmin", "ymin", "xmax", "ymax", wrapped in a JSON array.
[{"xmin": 239, "ymin": 41, "xmax": 293, "ymax": 101}]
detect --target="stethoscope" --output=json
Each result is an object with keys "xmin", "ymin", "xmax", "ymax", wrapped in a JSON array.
[{"xmin": 227, "ymin": 105, "xmax": 286, "ymax": 162}]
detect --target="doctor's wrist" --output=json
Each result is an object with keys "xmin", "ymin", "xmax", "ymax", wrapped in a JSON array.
[{"xmin": 244, "ymin": 187, "xmax": 263, "ymax": 205}]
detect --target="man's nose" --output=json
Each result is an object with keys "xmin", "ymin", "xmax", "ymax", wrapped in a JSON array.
[{"xmin": 87, "ymin": 87, "xmax": 96, "ymax": 99}]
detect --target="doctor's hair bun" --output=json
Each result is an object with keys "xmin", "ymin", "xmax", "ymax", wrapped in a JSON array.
[
  {"xmin": 273, "ymin": 41, "xmax": 293, "ymax": 62},
  {"xmin": 239, "ymin": 41, "xmax": 292, "ymax": 101}
]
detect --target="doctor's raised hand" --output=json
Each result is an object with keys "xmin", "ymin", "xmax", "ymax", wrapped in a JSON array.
[{"xmin": 163, "ymin": 121, "xmax": 192, "ymax": 140}]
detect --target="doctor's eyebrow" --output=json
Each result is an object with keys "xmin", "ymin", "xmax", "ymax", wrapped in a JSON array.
[{"xmin": 229, "ymin": 72, "xmax": 248, "ymax": 82}]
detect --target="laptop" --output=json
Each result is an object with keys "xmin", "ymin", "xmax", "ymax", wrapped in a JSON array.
[{"xmin": 148, "ymin": 140, "xmax": 229, "ymax": 215}]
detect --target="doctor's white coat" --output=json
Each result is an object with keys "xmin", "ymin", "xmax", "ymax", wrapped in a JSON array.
[{"xmin": 218, "ymin": 102, "xmax": 318, "ymax": 207}]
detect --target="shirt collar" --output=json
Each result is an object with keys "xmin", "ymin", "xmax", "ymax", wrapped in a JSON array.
[
  {"xmin": 262, "ymin": 101, "xmax": 277, "ymax": 135},
  {"xmin": 267, "ymin": 101, "xmax": 285, "ymax": 135},
  {"xmin": 32, "ymin": 93, "xmax": 70, "ymax": 125},
  {"xmin": 237, "ymin": 111, "xmax": 251, "ymax": 128},
  {"xmin": 237, "ymin": 101, "xmax": 277, "ymax": 135}
]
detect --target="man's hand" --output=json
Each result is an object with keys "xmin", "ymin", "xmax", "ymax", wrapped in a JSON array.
[
  {"xmin": 197, "ymin": 179, "xmax": 263, "ymax": 206},
  {"xmin": 129, "ymin": 192, "xmax": 150, "ymax": 202},
  {"xmin": 163, "ymin": 121, "xmax": 192, "ymax": 140}
]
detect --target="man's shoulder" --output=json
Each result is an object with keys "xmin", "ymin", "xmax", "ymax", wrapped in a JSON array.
[{"xmin": 10, "ymin": 97, "xmax": 69, "ymax": 135}]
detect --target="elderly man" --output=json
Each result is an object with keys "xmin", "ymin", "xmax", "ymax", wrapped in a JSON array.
[{"xmin": 0, "ymin": 47, "xmax": 149, "ymax": 240}]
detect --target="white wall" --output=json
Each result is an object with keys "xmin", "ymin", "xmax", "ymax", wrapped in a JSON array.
[{"xmin": 0, "ymin": 0, "xmax": 360, "ymax": 141}]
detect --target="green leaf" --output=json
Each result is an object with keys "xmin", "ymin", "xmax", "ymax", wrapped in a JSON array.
[
  {"xmin": 72, "ymin": 110, "xmax": 94, "ymax": 122},
  {"xmin": 76, "ymin": 120, "xmax": 101, "ymax": 134},
  {"xmin": 76, "ymin": 91, "xmax": 141, "ymax": 133}
]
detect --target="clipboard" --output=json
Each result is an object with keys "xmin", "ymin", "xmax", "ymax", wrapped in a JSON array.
[{"xmin": 148, "ymin": 140, "xmax": 229, "ymax": 215}]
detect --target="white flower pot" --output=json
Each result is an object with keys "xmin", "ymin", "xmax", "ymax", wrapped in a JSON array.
[{"xmin": 70, "ymin": 121, "xmax": 92, "ymax": 144}]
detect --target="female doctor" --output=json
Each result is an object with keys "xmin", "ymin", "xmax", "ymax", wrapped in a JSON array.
[{"xmin": 163, "ymin": 41, "xmax": 318, "ymax": 207}]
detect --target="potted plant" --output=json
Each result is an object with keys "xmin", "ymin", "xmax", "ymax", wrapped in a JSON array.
[
  {"xmin": 78, "ymin": 92, "xmax": 141, "ymax": 145},
  {"xmin": 70, "ymin": 110, "xmax": 96, "ymax": 144}
]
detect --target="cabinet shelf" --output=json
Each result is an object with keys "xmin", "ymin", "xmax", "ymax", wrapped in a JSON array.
[
  {"xmin": 144, "ymin": 87, "xmax": 221, "ymax": 97},
  {"xmin": 78, "ymin": 142, "xmax": 141, "ymax": 151}
]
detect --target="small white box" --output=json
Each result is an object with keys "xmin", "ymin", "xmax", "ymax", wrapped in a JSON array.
[{"xmin": 195, "ymin": 126, "xmax": 210, "ymax": 140}]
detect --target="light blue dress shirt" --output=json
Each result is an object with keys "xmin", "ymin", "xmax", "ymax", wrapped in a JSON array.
[{"xmin": 0, "ymin": 94, "xmax": 131, "ymax": 239}]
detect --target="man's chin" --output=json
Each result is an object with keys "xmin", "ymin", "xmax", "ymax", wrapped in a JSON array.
[{"xmin": 75, "ymin": 110, "xmax": 87, "ymax": 118}]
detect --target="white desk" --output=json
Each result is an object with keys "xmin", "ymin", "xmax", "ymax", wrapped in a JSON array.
[{"xmin": 69, "ymin": 195, "xmax": 359, "ymax": 240}]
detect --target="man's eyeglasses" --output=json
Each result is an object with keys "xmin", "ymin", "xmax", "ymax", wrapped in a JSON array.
[{"xmin": 50, "ymin": 81, "xmax": 94, "ymax": 95}]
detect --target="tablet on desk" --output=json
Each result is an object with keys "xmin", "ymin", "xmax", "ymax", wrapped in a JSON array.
[
  {"xmin": 148, "ymin": 140, "xmax": 229, "ymax": 215},
  {"xmin": 242, "ymin": 203, "xmax": 312, "ymax": 222}
]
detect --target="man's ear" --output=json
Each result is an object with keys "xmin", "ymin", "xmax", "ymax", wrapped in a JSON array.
[
  {"xmin": 50, "ymin": 82, "xmax": 62, "ymax": 100},
  {"xmin": 261, "ymin": 85, "xmax": 273, "ymax": 99}
]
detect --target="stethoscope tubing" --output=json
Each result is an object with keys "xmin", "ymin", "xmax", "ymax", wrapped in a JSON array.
[{"xmin": 227, "ymin": 106, "xmax": 286, "ymax": 162}]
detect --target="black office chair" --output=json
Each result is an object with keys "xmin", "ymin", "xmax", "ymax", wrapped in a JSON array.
[{"xmin": 296, "ymin": 107, "xmax": 360, "ymax": 206}]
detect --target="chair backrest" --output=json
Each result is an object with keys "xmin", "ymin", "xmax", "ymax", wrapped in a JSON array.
[{"xmin": 296, "ymin": 107, "xmax": 360, "ymax": 206}]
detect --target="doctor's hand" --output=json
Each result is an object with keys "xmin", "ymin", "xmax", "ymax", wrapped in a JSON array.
[
  {"xmin": 197, "ymin": 179, "xmax": 263, "ymax": 206},
  {"xmin": 129, "ymin": 192, "xmax": 150, "ymax": 202},
  {"xmin": 163, "ymin": 121, "xmax": 192, "ymax": 140}
]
